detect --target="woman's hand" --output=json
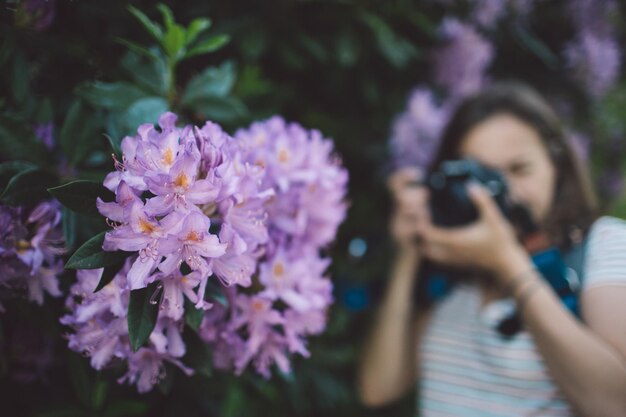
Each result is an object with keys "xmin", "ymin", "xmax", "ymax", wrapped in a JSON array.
[
  {"xmin": 387, "ymin": 167, "xmax": 429, "ymax": 257},
  {"xmin": 418, "ymin": 181, "xmax": 529, "ymax": 282}
]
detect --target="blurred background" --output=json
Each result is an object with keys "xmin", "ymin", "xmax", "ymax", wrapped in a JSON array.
[{"xmin": 1, "ymin": 0, "xmax": 626, "ymax": 416}]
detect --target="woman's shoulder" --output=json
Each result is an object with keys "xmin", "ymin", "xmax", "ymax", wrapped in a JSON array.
[
  {"xmin": 586, "ymin": 215, "xmax": 626, "ymax": 249},
  {"xmin": 583, "ymin": 215, "xmax": 626, "ymax": 289}
]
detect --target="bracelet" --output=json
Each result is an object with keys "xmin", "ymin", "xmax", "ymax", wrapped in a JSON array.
[
  {"xmin": 515, "ymin": 279, "xmax": 543, "ymax": 312},
  {"xmin": 506, "ymin": 266, "xmax": 539, "ymax": 295}
]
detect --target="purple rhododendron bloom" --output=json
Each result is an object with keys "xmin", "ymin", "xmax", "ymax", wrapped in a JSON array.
[
  {"xmin": 65, "ymin": 112, "xmax": 347, "ymax": 385},
  {"xmin": 0, "ymin": 201, "xmax": 65, "ymax": 309},
  {"xmin": 61, "ymin": 261, "xmax": 193, "ymax": 393},
  {"xmin": 388, "ymin": 87, "xmax": 451, "ymax": 171},
  {"xmin": 564, "ymin": 30, "xmax": 621, "ymax": 99},
  {"xmin": 433, "ymin": 18, "xmax": 494, "ymax": 98}
]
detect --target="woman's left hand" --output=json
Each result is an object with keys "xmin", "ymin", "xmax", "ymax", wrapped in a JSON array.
[{"xmin": 417, "ymin": 182, "xmax": 530, "ymax": 282}]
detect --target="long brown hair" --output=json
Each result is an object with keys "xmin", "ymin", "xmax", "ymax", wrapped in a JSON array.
[{"xmin": 429, "ymin": 82, "xmax": 598, "ymax": 248}]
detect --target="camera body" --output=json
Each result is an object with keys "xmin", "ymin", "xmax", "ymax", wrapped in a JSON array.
[{"xmin": 426, "ymin": 159, "xmax": 511, "ymax": 227}]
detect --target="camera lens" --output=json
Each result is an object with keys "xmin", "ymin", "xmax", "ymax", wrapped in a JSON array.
[{"xmin": 430, "ymin": 172, "xmax": 446, "ymax": 190}]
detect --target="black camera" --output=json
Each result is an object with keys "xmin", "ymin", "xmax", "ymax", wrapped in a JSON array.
[{"xmin": 425, "ymin": 159, "xmax": 511, "ymax": 227}]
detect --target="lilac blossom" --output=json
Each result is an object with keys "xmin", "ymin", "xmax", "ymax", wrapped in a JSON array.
[
  {"xmin": 388, "ymin": 87, "xmax": 451, "ymax": 171},
  {"xmin": 0, "ymin": 201, "xmax": 65, "ymax": 309},
  {"xmin": 432, "ymin": 18, "xmax": 494, "ymax": 98},
  {"xmin": 564, "ymin": 30, "xmax": 621, "ymax": 98}
]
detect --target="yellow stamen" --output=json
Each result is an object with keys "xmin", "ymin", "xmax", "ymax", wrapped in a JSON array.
[
  {"xmin": 273, "ymin": 262, "xmax": 284, "ymax": 278},
  {"xmin": 162, "ymin": 148, "xmax": 174, "ymax": 166},
  {"xmin": 278, "ymin": 149, "xmax": 289, "ymax": 163},
  {"xmin": 139, "ymin": 218, "xmax": 158, "ymax": 234},
  {"xmin": 174, "ymin": 173, "xmax": 189, "ymax": 189},
  {"xmin": 186, "ymin": 231, "xmax": 201, "ymax": 242}
]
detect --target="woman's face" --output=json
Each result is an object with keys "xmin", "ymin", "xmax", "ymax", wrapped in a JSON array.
[{"xmin": 458, "ymin": 113, "xmax": 557, "ymax": 223}]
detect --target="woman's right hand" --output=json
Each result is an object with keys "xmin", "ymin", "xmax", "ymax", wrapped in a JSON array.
[{"xmin": 387, "ymin": 167, "xmax": 430, "ymax": 255}]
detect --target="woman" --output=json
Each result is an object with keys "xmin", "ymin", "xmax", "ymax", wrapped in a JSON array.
[{"xmin": 358, "ymin": 82, "xmax": 626, "ymax": 416}]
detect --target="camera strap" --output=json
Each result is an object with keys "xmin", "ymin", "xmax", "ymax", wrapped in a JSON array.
[{"xmin": 496, "ymin": 234, "xmax": 588, "ymax": 337}]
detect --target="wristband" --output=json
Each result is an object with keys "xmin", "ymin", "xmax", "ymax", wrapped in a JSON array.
[{"xmin": 515, "ymin": 279, "xmax": 543, "ymax": 312}]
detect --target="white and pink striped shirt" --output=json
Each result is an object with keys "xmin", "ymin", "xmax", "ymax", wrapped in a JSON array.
[{"xmin": 418, "ymin": 216, "xmax": 626, "ymax": 416}]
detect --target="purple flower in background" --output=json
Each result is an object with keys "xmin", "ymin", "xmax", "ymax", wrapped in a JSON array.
[
  {"xmin": 568, "ymin": 0, "xmax": 617, "ymax": 37},
  {"xmin": 33, "ymin": 122, "xmax": 54, "ymax": 150},
  {"xmin": 388, "ymin": 87, "xmax": 451, "ymax": 171},
  {"xmin": 0, "ymin": 201, "xmax": 65, "ymax": 308},
  {"xmin": 15, "ymin": 0, "xmax": 56, "ymax": 32},
  {"xmin": 564, "ymin": 30, "xmax": 621, "ymax": 98},
  {"xmin": 472, "ymin": 0, "xmax": 507, "ymax": 28},
  {"xmin": 433, "ymin": 18, "xmax": 494, "ymax": 98},
  {"xmin": 567, "ymin": 131, "xmax": 591, "ymax": 162}
]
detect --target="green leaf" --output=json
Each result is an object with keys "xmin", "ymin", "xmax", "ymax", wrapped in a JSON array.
[
  {"xmin": 94, "ymin": 262, "xmax": 123, "ymax": 293},
  {"xmin": 512, "ymin": 24, "xmax": 559, "ymax": 69},
  {"xmin": 48, "ymin": 180, "xmax": 115, "ymax": 217},
  {"xmin": 186, "ymin": 18, "xmax": 211, "ymax": 45},
  {"xmin": 163, "ymin": 23, "xmax": 187, "ymax": 60},
  {"xmin": 11, "ymin": 52, "xmax": 30, "ymax": 105},
  {"xmin": 67, "ymin": 351, "xmax": 92, "ymax": 408},
  {"xmin": 62, "ymin": 207, "xmax": 77, "ymax": 250},
  {"xmin": 120, "ymin": 50, "xmax": 168, "ymax": 96},
  {"xmin": 185, "ymin": 34, "xmax": 230, "ymax": 59},
  {"xmin": 76, "ymin": 82, "xmax": 148, "ymax": 110},
  {"xmin": 122, "ymin": 97, "xmax": 169, "ymax": 136},
  {"xmin": 188, "ymin": 96, "xmax": 248, "ymax": 123},
  {"xmin": 0, "ymin": 160, "xmax": 36, "ymax": 193},
  {"xmin": 91, "ymin": 379, "xmax": 108, "ymax": 411},
  {"xmin": 184, "ymin": 297, "xmax": 204, "ymax": 331},
  {"xmin": 65, "ymin": 232, "xmax": 128, "ymax": 270},
  {"xmin": 358, "ymin": 11, "xmax": 418, "ymax": 68},
  {"xmin": 127, "ymin": 5, "xmax": 163, "ymax": 42},
  {"xmin": 128, "ymin": 281, "xmax": 162, "ymax": 352},
  {"xmin": 156, "ymin": 3, "xmax": 175, "ymax": 30},
  {"xmin": 115, "ymin": 37, "xmax": 160, "ymax": 61},
  {"xmin": 0, "ymin": 168, "xmax": 56, "ymax": 206},
  {"xmin": 0, "ymin": 114, "xmax": 51, "ymax": 166},
  {"xmin": 182, "ymin": 62, "xmax": 236, "ymax": 104},
  {"xmin": 59, "ymin": 101, "xmax": 101, "ymax": 166},
  {"xmin": 103, "ymin": 400, "xmax": 149, "ymax": 417},
  {"xmin": 182, "ymin": 327, "xmax": 213, "ymax": 377}
]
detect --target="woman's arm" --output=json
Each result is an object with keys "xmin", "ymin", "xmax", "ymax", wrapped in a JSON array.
[
  {"xmin": 417, "ymin": 183, "xmax": 626, "ymax": 416},
  {"xmin": 500, "ymin": 251, "xmax": 626, "ymax": 417},
  {"xmin": 358, "ymin": 168, "xmax": 431, "ymax": 407},
  {"xmin": 357, "ymin": 248, "xmax": 431, "ymax": 407}
]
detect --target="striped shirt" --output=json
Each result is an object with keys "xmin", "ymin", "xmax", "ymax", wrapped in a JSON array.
[{"xmin": 418, "ymin": 216, "xmax": 626, "ymax": 417}]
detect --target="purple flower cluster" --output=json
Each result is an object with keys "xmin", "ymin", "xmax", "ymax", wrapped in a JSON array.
[
  {"xmin": 565, "ymin": 0, "xmax": 621, "ymax": 98},
  {"xmin": 198, "ymin": 117, "xmax": 347, "ymax": 377},
  {"xmin": 0, "ymin": 201, "xmax": 65, "ymax": 311},
  {"xmin": 388, "ymin": 88, "xmax": 451, "ymax": 171},
  {"xmin": 15, "ymin": 0, "xmax": 56, "ymax": 32},
  {"xmin": 62, "ymin": 113, "xmax": 347, "ymax": 390},
  {"xmin": 432, "ymin": 18, "xmax": 494, "ymax": 98},
  {"xmin": 61, "ymin": 264, "xmax": 193, "ymax": 393}
]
